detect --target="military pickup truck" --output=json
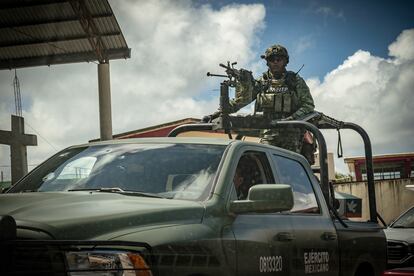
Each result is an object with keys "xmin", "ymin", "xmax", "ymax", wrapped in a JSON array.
[
  {"xmin": 1, "ymin": 117, "xmax": 387, "ymax": 276},
  {"xmin": 1, "ymin": 75, "xmax": 387, "ymax": 275},
  {"xmin": 0, "ymin": 135, "xmax": 386, "ymax": 276}
]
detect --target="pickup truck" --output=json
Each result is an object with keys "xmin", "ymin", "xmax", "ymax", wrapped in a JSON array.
[
  {"xmin": 1, "ymin": 123, "xmax": 386, "ymax": 275},
  {"xmin": 0, "ymin": 76, "xmax": 387, "ymax": 275}
]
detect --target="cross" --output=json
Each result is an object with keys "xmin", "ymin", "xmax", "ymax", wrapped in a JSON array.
[{"xmin": 0, "ymin": 115, "xmax": 37, "ymax": 184}]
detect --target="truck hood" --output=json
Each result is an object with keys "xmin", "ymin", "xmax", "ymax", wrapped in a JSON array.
[
  {"xmin": 0, "ymin": 192, "xmax": 205, "ymax": 240},
  {"xmin": 384, "ymin": 227, "xmax": 414, "ymax": 244}
]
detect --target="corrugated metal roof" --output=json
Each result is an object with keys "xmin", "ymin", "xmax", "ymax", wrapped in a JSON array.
[{"xmin": 0, "ymin": 0, "xmax": 130, "ymax": 70}]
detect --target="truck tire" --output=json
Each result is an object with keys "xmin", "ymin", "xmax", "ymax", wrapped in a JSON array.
[{"xmin": 354, "ymin": 262, "xmax": 374, "ymax": 276}]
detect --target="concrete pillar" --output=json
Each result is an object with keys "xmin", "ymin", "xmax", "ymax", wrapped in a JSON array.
[
  {"xmin": 98, "ymin": 62, "xmax": 113, "ymax": 141},
  {"xmin": 314, "ymin": 152, "xmax": 336, "ymax": 181}
]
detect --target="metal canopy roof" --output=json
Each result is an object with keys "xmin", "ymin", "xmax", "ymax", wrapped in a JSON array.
[{"xmin": 0, "ymin": 0, "xmax": 130, "ymax": 70}]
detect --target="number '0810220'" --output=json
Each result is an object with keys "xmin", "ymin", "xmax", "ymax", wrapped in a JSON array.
[{"xmin": 259, "ymin": 256, "xmax": 282, "ymax": 273}]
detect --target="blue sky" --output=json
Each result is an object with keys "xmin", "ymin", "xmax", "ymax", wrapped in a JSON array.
[
  {"xmin": 0, "ymin": 0, "xmax": 413, "ymax": 177},
  {"xmin": 207, "ymin": 0, "xmax": 414, "ymax": 79}
]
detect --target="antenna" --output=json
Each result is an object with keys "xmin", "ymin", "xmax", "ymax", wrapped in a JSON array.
[{"xmin": 13, "ymin": 69, "xmax": 22, "ymax": 117}]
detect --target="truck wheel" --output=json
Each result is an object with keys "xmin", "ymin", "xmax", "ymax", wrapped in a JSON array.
[{"xmin": 354, "ymin": 262, "xmax": 374, "ymax": 276}]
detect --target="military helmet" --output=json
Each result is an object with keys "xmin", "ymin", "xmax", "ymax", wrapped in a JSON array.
[{"xmin": 261, "ymin": 44, "xmax": 289, "ymax": 63}]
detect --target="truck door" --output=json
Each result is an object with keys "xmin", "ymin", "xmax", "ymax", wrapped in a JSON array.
[
  {"xmin": 230, "ymin": 150, "xmax": 293, "ymax": 276},
  {"xmin": 271, "ymin": 154, "xmax": 339, "ymax": 276}
]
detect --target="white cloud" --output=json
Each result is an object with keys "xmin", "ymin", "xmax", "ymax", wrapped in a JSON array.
[
  {"xmin": 389, "ymin": 29, "xmax": 414, "ymax": 61},
  {"xmin": 308, "ymin": 28, "xmax": 414, "ymax": 172},
  {"xmin": 109, "ymin": 1, "xmax": 265, "ymax": 130},
  {"xmin": 295, "ymin": 35, "xmax": 315, "ymax": 54},
  {"xmin": 315, "ymin": 6, "xmax": 345, "ymax": 21},
  {"xmin": 0, "ymin": 1, "xmax": 265, "ymax": 180}
]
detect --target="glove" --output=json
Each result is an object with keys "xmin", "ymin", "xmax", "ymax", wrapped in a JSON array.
[{"xmin": 238, "ymin": 69, "xmax": 254, "ymax": 83}]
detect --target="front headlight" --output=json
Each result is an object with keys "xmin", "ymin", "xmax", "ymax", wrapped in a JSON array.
[{"xmin": 65, "ymin": 250, "xmax": 152, "ymax": 276}]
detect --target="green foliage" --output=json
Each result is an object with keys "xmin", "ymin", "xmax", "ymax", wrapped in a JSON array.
[
  {"xmin": 0, "ymin": 181, "xmax": 11, "ymax": 190},
  {"xmin": 334, "ymin": 172, "xmax": 352, "ymax": 182}
]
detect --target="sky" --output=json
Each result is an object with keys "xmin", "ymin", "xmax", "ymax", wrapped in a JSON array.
[{"xmin": 0, "ymin": 0, "xmax": 414, "ymax": 179}]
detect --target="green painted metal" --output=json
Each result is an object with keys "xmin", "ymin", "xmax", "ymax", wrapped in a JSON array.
[{"xmin": 0, "ymin": 139, "xmax": 387, "ymax": 275}]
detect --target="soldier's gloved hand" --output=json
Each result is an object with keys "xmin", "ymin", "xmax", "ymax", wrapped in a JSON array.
[{"xmin": 238, "ymin": 69, "xmax": 253, "ymax": 83}]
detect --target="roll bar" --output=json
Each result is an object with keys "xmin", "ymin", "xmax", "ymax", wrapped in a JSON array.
[{"xmin": 168, "ymin": 80, "xmax": 378, "ymax": 223}]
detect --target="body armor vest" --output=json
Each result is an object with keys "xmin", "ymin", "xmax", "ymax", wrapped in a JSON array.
[{"xmin": 256, "ymin": 73, "xmax": 297, "ymax": 118}]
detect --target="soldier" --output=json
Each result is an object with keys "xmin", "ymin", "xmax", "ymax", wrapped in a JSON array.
[
  {"xmin": 228, "ymin": 44, "xmax": 315, "ymax": 162},
  {"xmin": 233, "ymin": 166, "xmax": 245, "ymax": 199}
]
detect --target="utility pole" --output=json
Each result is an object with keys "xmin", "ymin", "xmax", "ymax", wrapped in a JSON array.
[{"xmin": 13, "ymin": 69, "xmax": 22, "ymax": 117}]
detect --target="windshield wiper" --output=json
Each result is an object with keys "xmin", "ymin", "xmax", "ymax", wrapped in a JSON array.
[
  {"xmin": 69, "ymin": 187, "xmax": 125, "ymax": 193},
  {"xmin": 68, "ymin": 187, "xmax": 167, "ymax": 198}
]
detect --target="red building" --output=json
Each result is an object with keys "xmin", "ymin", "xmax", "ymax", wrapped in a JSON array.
[
  {"xmin": 108, "ymin": 117, "xmax": 256, "ymax": 140},
  {"xmin": 345, "ymin": 153, "xmax": 414, "ymax": 182},
  {"xmin": 90, "ymin": 117, "xmax": 259, "ymax": 143},
  {"xmin": 113, "ymin": 118, "xmax": 200, "ymax": 139}
]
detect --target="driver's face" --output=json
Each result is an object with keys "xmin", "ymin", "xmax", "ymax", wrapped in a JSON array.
[
  {"xmin": 267, "ymin": 56, "xmax": 287, "ymax": 74},
  {"xmin": 233, "ymin": 171, "xmax": 243, "ymax": 189}
]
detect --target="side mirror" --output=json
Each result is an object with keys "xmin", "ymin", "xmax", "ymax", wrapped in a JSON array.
[{"xmin": 229, "ymin": 184, "xmax": 294, "ymax": 214}]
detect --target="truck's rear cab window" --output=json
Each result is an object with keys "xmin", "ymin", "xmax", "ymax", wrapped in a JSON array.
[{"xmin": 272, "ymin": 155, "xmax": 320, "ymax": 214}]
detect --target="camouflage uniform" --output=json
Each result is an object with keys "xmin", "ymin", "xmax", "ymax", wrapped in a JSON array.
[{"xmin": 228, "ymin": 45, "xmax": 315, "ymax": 154}]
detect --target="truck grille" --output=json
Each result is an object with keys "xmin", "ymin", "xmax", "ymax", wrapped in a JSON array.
[
  {"xmin": 2, "ymin": 243, "xmax": 67, "ymax": 275},
  {"xmin": 388, "ymin": 241, "xmax": 409, "ymax": 261}
]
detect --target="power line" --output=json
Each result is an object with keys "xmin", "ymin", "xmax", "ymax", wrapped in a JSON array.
[{"xmin": 24, "ymin": 120, "xmax": 58, "ymax": 152}]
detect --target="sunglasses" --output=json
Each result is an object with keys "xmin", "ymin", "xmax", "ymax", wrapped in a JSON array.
[{"xmin": 266, "ymin": 55, "xmax": 285, "ymax": 63}]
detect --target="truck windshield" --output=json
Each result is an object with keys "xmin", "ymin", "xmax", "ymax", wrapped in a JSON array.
[
  {"xmin": 9, "ymin": 143, "xmax": 226, "ymax": 201},
  {"xmin": 391, "ymin": 207, "xmax": 414, "ymax": 228}
]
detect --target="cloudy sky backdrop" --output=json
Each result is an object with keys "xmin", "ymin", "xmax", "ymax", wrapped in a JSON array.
[{"xmin": 0, "ymin": 0, "xmax": 413, "ymax": 178}]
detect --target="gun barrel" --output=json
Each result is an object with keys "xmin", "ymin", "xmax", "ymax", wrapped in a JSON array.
[
  {"xmin": 207, "ymin": 72, "xmax": 227, "ymax": 78},
  {"xmin": 219, "ymin": 63, "xmax": 229, "ymax": 69}
]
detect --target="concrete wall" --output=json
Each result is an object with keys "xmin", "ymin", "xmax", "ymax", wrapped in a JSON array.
[
  {"xmin": 314, "ymin": 152, "xmax": 336, "ymax": 181},
  {"xmin": 334, "ymin": 178, "xmax": 414, "ymax": 224}
]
